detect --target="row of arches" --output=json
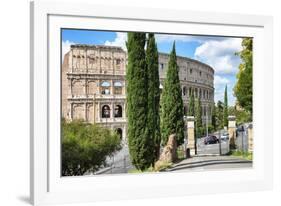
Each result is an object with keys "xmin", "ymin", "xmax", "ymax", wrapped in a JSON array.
[
  {"xmin": 183, "ymin": 105, "xmax": 212, "ymax": 116},
  {"xmin": 101, "ymin": 105, "xmax": 123, "ymax": 118},
  {"xmin": 182, "ymin": 86, "xmax": 213, "ymax": 100},
  {"xmin": 71, "ymin": 80, "xmax": 124, "ymax": 96}
]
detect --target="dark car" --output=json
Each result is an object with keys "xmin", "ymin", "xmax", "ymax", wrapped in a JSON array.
[{"xmin": 204, "ymin": 135, "xmax": 219, "ymax": 145}]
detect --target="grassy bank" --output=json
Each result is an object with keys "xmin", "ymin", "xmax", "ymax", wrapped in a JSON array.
[{"xmin": 229, "ymin": 150, "xmax": 253, "ymax": 160}]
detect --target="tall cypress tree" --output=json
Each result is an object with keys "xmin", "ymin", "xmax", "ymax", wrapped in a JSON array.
[
  {"xmin": 160, "ymin": 42, "xmax": 185, "ymax": 145},
  {"xmin": 217, "ymin": 100, "xmax": 224, "ymax": 129},
  {"xmin": 126, "ymin": 32, "xmax": 151, "ymax": 171},
  {"xmin": 146, "ymin": 33, "xmax": 161, "ymax": 163},
  {"xmin": 211, "ymin": 103, "xmax": 217, "ymax": 131},
  {"xmin": 223, "ymin": 85, "xmax": 228, "ymax": 127},
  {"xmin": 195, "ymin": 97, "xmax": 203, "ymax": 138},
  {"xmin": 188, "ymin": 89, "xmax": 195, "ymax": 116}
]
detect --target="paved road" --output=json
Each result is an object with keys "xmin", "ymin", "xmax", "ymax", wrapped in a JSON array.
[
  {"xmin": 196, "ymin": 137, "xmax": 230, "ymax": 155},
  {"xmin": 164, "ymin": 155, "xmax": 252, "ymax": 172},
  {"xmin": 94, "ymin": 145, "xmax": 135, "ymax": 175},
  {"xmin": 94, "ymin": 130, "xmax": 250, "ymax": 175}
]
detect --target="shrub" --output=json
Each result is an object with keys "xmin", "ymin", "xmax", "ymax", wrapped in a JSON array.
[{"xmin": 62, "ymin": 120, "xmax": 122, "ymax": 176}]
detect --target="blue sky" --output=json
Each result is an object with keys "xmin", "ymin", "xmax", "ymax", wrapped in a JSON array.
[{"xmin": 62, "ymin": 29, "xmax": 243, "ymax": 106}]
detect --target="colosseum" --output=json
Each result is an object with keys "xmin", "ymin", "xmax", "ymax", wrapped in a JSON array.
[{"xmin": 62, "ymin": 44, "xmax": 214, "ymax": 142}]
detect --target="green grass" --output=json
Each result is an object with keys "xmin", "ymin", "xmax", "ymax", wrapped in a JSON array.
[
  {"xmin": 177, "ymin": 146, "xmax": 185, "ymax": 160},
  {"xmin": 128, "ymin": 167, "xmax": 154, "ymax": 173},
  {"xmin": 229, "ymin": 150, "xmax": 253, "ymax": 160}
]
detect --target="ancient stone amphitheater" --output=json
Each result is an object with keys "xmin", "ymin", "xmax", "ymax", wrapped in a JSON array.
[{"xmin": 62, "ymin": 44, "xmax": 214, "ymax": 141}]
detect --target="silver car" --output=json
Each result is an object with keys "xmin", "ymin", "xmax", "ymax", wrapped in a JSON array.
[{"xmin": 221, "ymin": 132, "xmax": 229, "ymax": 141}]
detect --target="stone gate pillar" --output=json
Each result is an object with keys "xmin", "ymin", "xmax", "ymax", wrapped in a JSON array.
[
  {"xmin": 248, "ymin": 123, "xmax": 253, "ymax": 152},
  {"xmin": 228, "ymin": 116, "xmax": 236, "ymax": 149},
  {"xmin": 187, "ymin": 116, "xmax": 195, "ymax": 156}
]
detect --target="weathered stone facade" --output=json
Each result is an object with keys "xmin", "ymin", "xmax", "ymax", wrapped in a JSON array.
[{"xmin": 62, "ymin": 44, "xmax": 214, "ymax": 142}]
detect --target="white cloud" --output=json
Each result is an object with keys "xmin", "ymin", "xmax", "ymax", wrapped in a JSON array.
[
  {"xmin": 214, "ymin": 75, "xmax": 230, "ymax": 86},
  {"xmin": 194, "ymin": 38, "xmax": 242, "ymax": 74},
  {"xmin": 156, "ymin": 34, "xmax": 195, "ymax": 43},
  {"xmin": 155, "ymin": 34, "xmax": 228, "ymax": 43},
  {"xmin": 104, "ymin": 32, "xmax": 127, "ymax": 50},
  {"xmin": 213, "ymin": 75, "xmax": 237, "ymax": 106},
  {"xmin": 214, "ymin": 75, "xmax": 228, "ymax": 103},
  {"xmin": 62, "ymin": 40, "xmax": 76, "ymax": 61}
]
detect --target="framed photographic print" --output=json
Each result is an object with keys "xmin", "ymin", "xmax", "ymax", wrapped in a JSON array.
[{"xmin": 30, "ymin": 0, "xmax": 273, "ymax": 205}]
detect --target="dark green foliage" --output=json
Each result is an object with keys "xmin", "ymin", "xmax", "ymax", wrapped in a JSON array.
[
  {"xmin": 228, "ymin": 106, "xmax": 252, "ymax": 125},
  {"xmin": 160, "ymin": 42, "xmax": 185, "ymax": 145},
  {"xmin": 146, "ymin": 33, "xmax": 161, "ymax": 163},
  {"xmin": 207, "ymin": 124, "xmax": 215, "ymax": 134},
  {"xmin": 223, "ymin": 85, "xmax": 228, "ymax": 127},
  {"xmin": 62, "ymin": 120, "xmax": 121, "ymax": 176},
  {"xmin": 195, "ymin": 97, "xmax": 203, "ymax": 138},
  {"xmin": 126, "ymin": 32, "xmax": 152, "ymax": 171},
  {"xmin": 211, "ymin": 103, "xmax": 217, "ymax": 131},
  {"xmin": 188, "ymin": 89, "xmax": 195, "ymax": 116},
  {"xmin": 217, "ymin": 100, "xmax": 224, "ymax": 129},
  {"xmin": 234, "ymin": 38, "xmax": 253, "ymax": 114}
]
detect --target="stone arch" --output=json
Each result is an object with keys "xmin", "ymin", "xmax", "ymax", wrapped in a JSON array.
[
  {"xmin": 101, "ymin": 105, "xmax": 110, "ymax": 118},
  {"xmin": 87, "ymin": 81, "xmax": 97, "ymax": 95},
  {"xmin": 114, "ymin": 105, "xmax": 122, "ymax": 118},
  {"xmin": 72, "ymin": 80, "xmax": 84, "ymax": 96},
  {"xmin": 101, "ymin": 81, "xmax": 111, "ymax": 95},
  {"xmin": 115, "ymin": 128, "xmax": 123, "ymax": 140},
  {"xmin": 114, "ymin": 81, "xmax": 123, "ymax": 95},
  {"xmin": 72, "ymin": 103, "xmax": 84, "ymax": 120},
  {"xmin": 183, "ymin": 86, "xmax": 187, "ymax": 96}
]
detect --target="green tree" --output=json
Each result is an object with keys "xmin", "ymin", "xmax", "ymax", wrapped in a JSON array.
[
  {"xmin": 234, "ymin": 38, "xmax": 253, "ymax": 114},
  {"xmin": 62, "ymin": 120, "xmax": 121, "ymax": 176},
  {"xmin": 217, "ymin": 100, "xmax": 224, "ymax": 129},
  {"xmin": 195, "ymin": 97, "xmax": 203, "ymax": 138},
  {"xmin": 211, "ymin": 103, "xmax": 217, "ymax": 131},
  {"xmin": 126, "ymin": 32, "xmax": 152, "ymax": 171},
  {"xmin": 146, "ymin": 33, "xmax": 161, "ymax": 163},
  {"xmin": 223, "ymin": 85, "xmax": 228, "ymax": 127},
  {"xmin": 188, "ymin": 89, "xmax": 195, "ymax": 116},
  {"xmin": 160, "ymin": 42, "xmax": 185, "ymax": 145},
  {"xmin": 228, "ymin": 106, "xmax": 252, "ymax": 125}
]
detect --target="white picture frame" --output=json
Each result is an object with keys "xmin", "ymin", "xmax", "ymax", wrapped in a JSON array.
[{"xmin": 30, "ymin": 0, "xmax": 273, "ymax": 205}]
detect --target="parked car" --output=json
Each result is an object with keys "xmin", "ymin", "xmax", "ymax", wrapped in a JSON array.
[
  {"xmin": 204, "ymin": 135, "xmax": 219, "ymax": 145},
  {"xmin": 221, "ymin": 132, "xmax": 229, "ymax": 141},
  {"xmin": 236, "ymin": 125, "xmax": 245, "ymax": 132}
]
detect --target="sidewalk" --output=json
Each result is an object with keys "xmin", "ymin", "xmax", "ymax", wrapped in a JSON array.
[{"xmin": 164, "ymin": 155, "xmax": 252, "ymax": 172}]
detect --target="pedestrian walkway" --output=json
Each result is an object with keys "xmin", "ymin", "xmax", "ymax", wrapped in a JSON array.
[{"xmin": 164, "ymin": 155, "xmax": 252, "ymax": 172}]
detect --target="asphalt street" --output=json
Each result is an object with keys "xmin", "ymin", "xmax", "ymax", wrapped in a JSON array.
[
  {"xmin": 196, "ymin": 136, "xmax": 230, "ymax": 155},
  {"xmin": 94, "ymin": 145, "xmax": 134, "ymax": 175},
  {"xmin": 165, "ymin": 155, "xmax": 252, "ymax": 172},
  {"xmin": 94, "ymin": 132, "xmax": 252, "ymax": 175}
]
